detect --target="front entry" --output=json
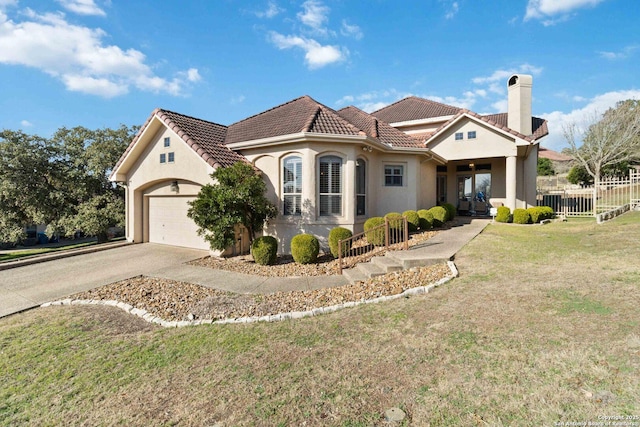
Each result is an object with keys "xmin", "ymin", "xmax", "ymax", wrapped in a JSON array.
[{"xmin": 457, "ymin": 172, "xmax": 491, "ymax": 215}]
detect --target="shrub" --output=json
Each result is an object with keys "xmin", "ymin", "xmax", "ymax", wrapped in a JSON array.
[
  {"xmin": 328, "ymin": 227, "xmax": 353, "ymax": 258},
  {"xmin": 495, "ymin": 206, "xmax": 511, "ymax": 223},
  {"xmin": 402, "ymin": 210, "xmax": 420, "ymax": 232},
  {"xmin": 428, "ymin": 206, "xmax": 448, "ymax": 227},
  {"xmin": 251, "ymin": 236, "xmax": 278, "ymax": 265},
  {"xmin": 540, "ymin": 206, "xmax": 555, "ymax": 220},
  {"xmin": 384, "ymin": 212, "xmax": 404, "ymax": 230},
  {"xmin": 527, "ymin": 207, "xmax": 542, "ymax": 223},
  {"xmin": 290, "ymin": 234, "xmax": 319, "ymax": 264},
  {"xmin": 364, "ymin": 217, "xmax": 386, "ymax": 246},
  {"xmin": 417, "ymin": 209, "xmax": 433, "ymax": 230},
  {"xmin": 513, "ymin": 208, "xmax": 531, "ymax": 224},
  {"xmin": 441, "ymin": 203, "xmax": 457, "ymax": 221}
]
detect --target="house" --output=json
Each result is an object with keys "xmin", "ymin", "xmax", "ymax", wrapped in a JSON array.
[{"xmin": 110, "ymin": 74, "xmax": 548, "ymax": 254}]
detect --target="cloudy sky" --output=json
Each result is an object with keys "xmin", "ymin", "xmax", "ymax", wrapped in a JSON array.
[{"xmin": 0, "ymin": 0, "xmax": 638, "ymax": 150}]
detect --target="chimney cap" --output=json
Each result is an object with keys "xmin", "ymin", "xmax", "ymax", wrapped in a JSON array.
[{"xmin": 508, "ymin": 74, "xmax": 532, "ymax": 87}]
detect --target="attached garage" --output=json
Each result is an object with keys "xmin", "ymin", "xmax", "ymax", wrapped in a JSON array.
[{"xmin": 147, "ymin": 196, "xmax": 210, "ymax": 250}]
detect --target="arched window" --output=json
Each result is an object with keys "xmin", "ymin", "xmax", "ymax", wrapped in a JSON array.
[
  {"xmin": 283, "ymin": 156, "xmax": 302, "ymax": 215},
  {"xmin": 356, "ymin": 158, "xmax": 366, "ymax": 216},
  {"xmin": 319, "ymin": 155, "xmax": 342, "ymax": 216}
]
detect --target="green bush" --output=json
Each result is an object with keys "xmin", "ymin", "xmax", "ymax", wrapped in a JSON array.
[
  {"xmin": 417, "ymin": 209, "xmax": 433, "ymax": 230},
  {"xmin": 384, "ymin": 212, "xmax": 404, "ymax": 230},
  {"xmin": 513, "ymin": 208, "xmax": 531, "ymax": 224},
  {"xmin": 328, "ymin": 227, "xmax": 353, "ymax": 258},
  {"xmin": 527, "ymin": 207, "xmax": 542, "ymax": 223},
  {"xmin": 402, "ymin": 210, "xmax": 420, "ymax": 232},
  {"xmin": 540, "ymin": 206, "xmax": 555, "ymax": 220},
  {"xmin": 428, "ymin": 206, "xmax": 448, "ymax": 227},
  {"xmin": 441, "ymin": 203, "xmax": 457, "ymax": 221},
  {"xmin": 290, "ymin": 234, "xmax": 319, "ymax": 264},
  {"xmin": 364, "ymin": 217, "xmax": 386, "ymax": 246},
  {"xmin": 495, "ymin": 206, "xmax": 511, "ymax": 223},
  {"xmin": 251, "ymin": 236, "xmax": 278, "ymax": 265}
]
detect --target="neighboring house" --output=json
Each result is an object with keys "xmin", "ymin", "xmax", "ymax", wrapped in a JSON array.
[
  {"xmin": 539, "ymin": 146, "xmax": 573, "ymax": 174},
  {"xmin": 110, "ymin": 74, "xmax": 548, "ymax": 254}
]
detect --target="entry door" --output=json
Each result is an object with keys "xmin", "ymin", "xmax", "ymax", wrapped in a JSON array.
[{"xmin": 457, "ymin": 176, "xmax": 473, "ymax": 201}]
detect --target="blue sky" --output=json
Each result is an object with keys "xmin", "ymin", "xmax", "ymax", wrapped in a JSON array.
[{"xmin": 0, "ymin": 0, "xmax": 638, "ymax": 150}]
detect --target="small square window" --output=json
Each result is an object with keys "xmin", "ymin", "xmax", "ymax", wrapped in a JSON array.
[
  {"xmin": 384, "ymin": 165, "xmax": 404, "ymax": 187},
  {"xmin": 168, "ymin": 152, "xmax": 175, "ymax": 163},
  {"xmin": 468, "ymin": 131, "xmax": 476, "ymax": 139},
  {"xmin": 160, "ymin": 153, "xmax": 166, "ymax": 163},
  {"xmin": 164, "ymin": 137, "xmax": 170, "ymax": 147},
  {"xmin": 455, "ymin": 132, "xmax": 463, "ymax": 140}
]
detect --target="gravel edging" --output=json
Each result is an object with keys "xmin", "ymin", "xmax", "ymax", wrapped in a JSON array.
[{"xmin": 41, "ymin": 261, "xmax": 459, "ymax": 327}]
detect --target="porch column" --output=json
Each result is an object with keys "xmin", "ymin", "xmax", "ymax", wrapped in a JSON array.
[{"xmin": 506, "ymin": 155, "xmax": 517, "ymax": 211}]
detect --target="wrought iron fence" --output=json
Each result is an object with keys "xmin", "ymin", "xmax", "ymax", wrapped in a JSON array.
[{"xmin": 337, "ymin": 216, "xmax": 409, "ymax": 274}]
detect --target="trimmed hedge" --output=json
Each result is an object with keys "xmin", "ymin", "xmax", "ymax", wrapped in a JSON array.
[
  {"xmin": 417, "ymin": 209, "xmax": 433, "ymax": 230},
  {"xmin": 384, "ymin": 212, "xmax": 404, "ymax": 230},
  {"xmin": 513, "ymin": 208, "xmax": 531, "ymax": 224},
  {"xmin": 428, "ymin": 206, "xmax": 448, "ymax": 227},
  {"xmin": 251, "ymin": 236, "xmax": 278, "ymax": 265},
  {"xmin": 495, "ymin": 206, "xmax": 511, "ymax": 223},
  {"xmin": 527, "ymin": 206, "xmax": 555, "ymax": 223},
  {"xmin": 402, "ymin": 210, "xmax": 420, "ymax": 232},
  {"xmin": 441, "ymin": 202, "xmax": 456, "ymax": 221},
  {"xmin": 364, "ymin": 216, "xmax": 386, "ymax": 246},
  {"xmin": 328, "ymin": 227, "xmax": 352, "ymax": 258},
  {"xmin": 290, "ymin": 234, "xmax": 319, "ymax": 264}
]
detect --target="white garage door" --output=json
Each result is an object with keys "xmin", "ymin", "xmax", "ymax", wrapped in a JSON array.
[{"xmin": 148, "ymin": 196, "xmax": 210, "ymax": 250}]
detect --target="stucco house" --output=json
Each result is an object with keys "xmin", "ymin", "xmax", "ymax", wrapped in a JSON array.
[{"xmin": 110, "ymin": 74, "xmax": 548, "ymax": 254}]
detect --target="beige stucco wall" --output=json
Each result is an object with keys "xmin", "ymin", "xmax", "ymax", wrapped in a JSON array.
[
  {"xmin": 239, "ymin": 140, "xmax": 434, "ymax": 254},
  {"xmin": 429, "ymin": 120, "xmax": 518, "ymax": 160},
  {"xmin": 122, "ymin": 122, "xmax": 214, "ymax": 246}
]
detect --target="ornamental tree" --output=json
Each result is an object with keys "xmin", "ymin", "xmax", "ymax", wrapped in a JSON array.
[{"xmin": 187, "ymin": 162, "xmax": 277, "ymax": 251}]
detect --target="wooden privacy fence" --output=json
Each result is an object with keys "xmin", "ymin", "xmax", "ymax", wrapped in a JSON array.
[
  {"xmin": 537, "ymin": 169, "xmax": 640, "ymax": 219},
  {"xmin": 337, "ymin": 216, "xmax": 409, "ymax": 274}
]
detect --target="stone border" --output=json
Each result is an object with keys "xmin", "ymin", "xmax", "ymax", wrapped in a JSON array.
[{"xmin": 41, "ymin": 261, "xmax": 459, "ymax": 328}]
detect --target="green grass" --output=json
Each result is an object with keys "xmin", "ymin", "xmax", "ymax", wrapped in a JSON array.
[
  {"xmin": 0, "ymin": 239, "xmax": 124, "ymax": 262},
  {"xmin": 1, "ymin": 212, "xmax": 640, "ymax": 425}
]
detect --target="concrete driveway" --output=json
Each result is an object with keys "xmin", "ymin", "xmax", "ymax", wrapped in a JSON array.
[{"xmin": 0, "ymin": 244, "xmax": 208, "ymax": 318}]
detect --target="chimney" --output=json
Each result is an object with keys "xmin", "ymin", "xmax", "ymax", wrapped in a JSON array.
[{"xmin": 507, "ymin": 74, "xmax": 533, "ymax": 136}]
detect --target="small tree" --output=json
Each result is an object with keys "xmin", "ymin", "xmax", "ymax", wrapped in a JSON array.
[
  {"xmin": 188, "ymin": 162, "xmax": 277, "ymax": 252},
  {"xmin": 537, "ymin": 157, "xmax": 555, "ymax": 176}
]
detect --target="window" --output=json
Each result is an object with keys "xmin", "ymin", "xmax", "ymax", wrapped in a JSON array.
[
  {"xmin": 168, "ymin": 152, "xmax": 175, "ymax": 163},
  {"xmin": 468, "ymin": 131, "xmax": 476, "ymax": 139},
  {"xmin": 319, "ymin": 156, "xmax": 342, "ymax": 216},
  {"xmin": 356, "ymin": 159, "xmax": 366, "ymax": 216},
  {"xmin": 384, "ymin": 165, "xmax": 403, "ymax": 187},
  {"xmin": 455, "ymin": 132, "xmax": 464, "ymax": 140},
  {"xmin": 160, "ymin": 153, "xmax": 166, "ymax": 163},
  {"xmin": 164, "ymin": 137, "xmax": 170, "ymax": 147},
  {"xmin": 282, "ymin": 156, "xmax": 302, "ymax": 215}
]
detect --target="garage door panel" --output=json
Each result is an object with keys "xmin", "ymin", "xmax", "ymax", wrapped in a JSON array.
[{"xmin": 148, "ymin": 197, "xmax": 210, "ymax": 250}]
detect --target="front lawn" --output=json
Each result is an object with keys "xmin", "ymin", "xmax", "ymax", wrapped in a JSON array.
[{"xmin": 1, "ymin": 212, "xmax": 639, "ymax": 426}]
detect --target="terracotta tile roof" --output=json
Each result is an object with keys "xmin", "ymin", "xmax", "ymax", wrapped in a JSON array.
[
  {"xmin": 337, "ymin": 106, "xmax": 425, "ymax": 148},
  {"xmin": 480, "ymin": 113, "xmax": 549, "ymax": 141},
  {"xmin": 539, "ymin": 147, "xmax": 573, "ymax": 162},
  {"xmin": 371, "ymin": 96, "xmax": 462, "ymax": 123},
  {"xmin": 225, "ymin": 95, "xmax": 364, "ymax": 144},
  {"xmin": 110, "ymin": 109, "xmax": 247, "ymax": 178}
]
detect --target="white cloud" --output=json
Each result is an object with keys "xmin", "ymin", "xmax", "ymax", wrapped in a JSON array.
[
  {"xmin": 540, "ymin": 89, "xmax": 640, "ymax": 150},
  {"xmin": 230, "ymin": 95, "xmax": 246, "ymax": 105},
  {"xmin": 341, "ymin": 20, "xmax": 362, "ymax": 40},
  {"xmin": 0, "ymin": 7, "xmax": 200, "ymax": 98},
  {"xmin": 269, "ymin": 32, "xmax": 346, "ymax": 69},
  {"xmin": 442, "ymin": 1, "xmax": 459, "ymax": 19},
  {"xmin": 472, "ymin": 64, "xmax": 543, "ymax": 85},
  {"xmin": 20, "ymin": 119, "xmax": 33, "ymax": 127},
  {"xmin": 598, "ymin": 45, "xmax": 639, "ymax": 60},
  {"xmin": 297, "ymin": 0, "xmax": 330, "ymax": 35},
  {"xmin": 254, "ymin": 1, "xmax": 283, "ymax": 19},
  {"xmin": 524, "ymin": 0, "xmax": 606, "ymax": 24},
  {"xmin": 56, "ymin": 0, "xmax": 105, "ymax": 16}
]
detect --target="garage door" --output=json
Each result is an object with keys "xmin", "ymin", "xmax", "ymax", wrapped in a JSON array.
[{"xmin": 148, "ymin": 196, "xmax": 210, "ymax": 250}]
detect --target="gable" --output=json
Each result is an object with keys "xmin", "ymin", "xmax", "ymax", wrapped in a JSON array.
[{"xmin": 427, "ymin": 117, "xmax": 518, "ymax": 161}]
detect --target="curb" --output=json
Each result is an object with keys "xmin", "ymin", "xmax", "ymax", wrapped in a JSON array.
[
  {"xmin": 0, "ymin": 241, "xmax": 132, "ymax": 271},
  {"xmin": 41, "ymin": 261, "xmax": 460, "ymax": 327}
]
